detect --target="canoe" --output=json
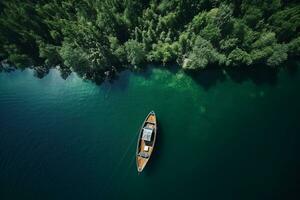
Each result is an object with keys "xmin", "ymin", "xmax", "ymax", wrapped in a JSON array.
[{"xmin": 136, "ymin": 111, "xmax": 157, "ymax": 172}]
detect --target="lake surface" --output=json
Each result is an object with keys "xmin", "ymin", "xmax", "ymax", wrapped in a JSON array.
[{"xmin": 0, "ymin": 62, "xmax": 300, "ymax": 200}]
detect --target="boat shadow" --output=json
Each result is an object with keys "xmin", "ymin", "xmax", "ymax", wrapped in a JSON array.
[{"xmin": 144, "ymin": 123, "xmax": 164, "ymax": 176}]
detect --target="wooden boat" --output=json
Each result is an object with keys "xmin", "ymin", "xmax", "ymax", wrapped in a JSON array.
[{"xmin": 136, "ymin": 111, "xmax": 157, "ymax": 172}]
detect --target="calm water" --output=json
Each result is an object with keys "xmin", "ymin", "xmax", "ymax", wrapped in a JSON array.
[{"xmin": 0, "ymin": 63, "xmax": 300, "ymax": 200}]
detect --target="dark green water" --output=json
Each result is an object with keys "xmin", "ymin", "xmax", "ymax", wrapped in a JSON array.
[{"xmin": 0, "ymin": 63, "xmax": 300, "ymax": 200}]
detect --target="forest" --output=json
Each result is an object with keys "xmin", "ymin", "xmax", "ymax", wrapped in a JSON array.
[{"xmin": 0, "ymin": 0, "xmax": 299, "ymax": 81}]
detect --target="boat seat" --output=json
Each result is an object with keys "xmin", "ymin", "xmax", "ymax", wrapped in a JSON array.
[
  {"xmin": 138, "ymin": 152, "xmax": 149, "ymax": 158},
  {"xmin": 145, "ymin": 123, "xmax": 155, "ymax": 129},
  {"xmin": 144, "ymin": 146, "xmax": 149, "ymax": 152},
  {"xmin": 144, "ymin": 140, "xmax": 153, "ymax": 146}
]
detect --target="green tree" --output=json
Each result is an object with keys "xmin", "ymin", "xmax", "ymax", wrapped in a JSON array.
[
  {"xmin": 124, "ymin": 39, "xmax": 146, "ymax": 66},
  {"xmin": 287, "ymin": 37, "xmax": 300, "ymax": 56},
  {"xmin": 0, "ymin": 0, "xmax": 299, "ymax": 78},
  {"xmin": 267, "ymin": 44, "xmax": 288, "ymax": 66},
  {"xmin": 268, "ymin": 5, "xmax": 300, "ymax": 41},
  {"xmin": 38, "ymin": 43, "xmax": 61, "ymax": 67},
  {"xmin": 59, "ymin": 42, "xmax": 90, "ymax": 75},
  {"xmin": 226, "ymin": 47, "xmax": 252, "ymax": 66},
  {"xmin": 183, "ymin": 36, "xmax": 225, "ymax": 70}
]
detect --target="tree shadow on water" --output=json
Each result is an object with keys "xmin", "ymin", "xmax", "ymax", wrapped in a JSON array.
[
  {"xmin": 226, "ymin": 64, "xmax": 279, "ymax": 86},
  {"xmin": 186, "ymin": 67, "xmax": 227, "ymax": 90},
  {"xmin": 285, "ymin": 59, "xmax": 299, "ymax": 78},
  {"xmin": 184, "ymin": 63, "xmax": 296, "ymax": 90},
  {"xmin": 132, "ymin": 65, "xmax": 153, "ymax": 80},
  {"xmin": 106, "ymin": 70, "xmax": 131, "ymax": 91},
  {"xmin": 97, "ymin": 69, "xmax": 131, "ymax": 93},
  {"xmin": 133, "ymin": 63, "xmax": 181, "ymax": 81}
]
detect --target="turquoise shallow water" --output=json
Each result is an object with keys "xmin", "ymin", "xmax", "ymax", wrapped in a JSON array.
[{"xmin": 0, "ymin": 63, "xmax": 300, "ymax": 199}]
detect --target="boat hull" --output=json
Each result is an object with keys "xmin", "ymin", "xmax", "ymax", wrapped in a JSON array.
[{"xmin": 136, "ymin": 111, "xmax": 157, "ymax": 172}]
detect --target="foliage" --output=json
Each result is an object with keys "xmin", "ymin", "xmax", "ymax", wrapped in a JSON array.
[
  {"xmin": 59, "ymin": 42, "xmax": 90, "ymax": 74},
  {"xmin": 287, "ymin": 37, "xmax": 300, "ymax": 56},
  {"xmin": 226, "ymin": 48, "xmax": 252, "ymax": 66},
  {"xmin": 124, "ymin": 39, "xmax": 146, "ymax": 66},
  {"xmin": 267, "ymin": 44, "xmax": 288, "ymax": 66},
  {"xmin": 268, "ymin": 5, "xmax": 300, "ymax": 41},
  {"xmin": 183, "ymin": 36, "xmax": 225, "ymax": 69},
  {"xmin": 0, "ymin": 0, "xmax": 299, "ymax": 80}
]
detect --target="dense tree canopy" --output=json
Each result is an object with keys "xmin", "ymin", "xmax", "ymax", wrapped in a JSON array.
[{"xmin": 0, "ymin": 0, "xmax": 299, "ymax": 80}]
